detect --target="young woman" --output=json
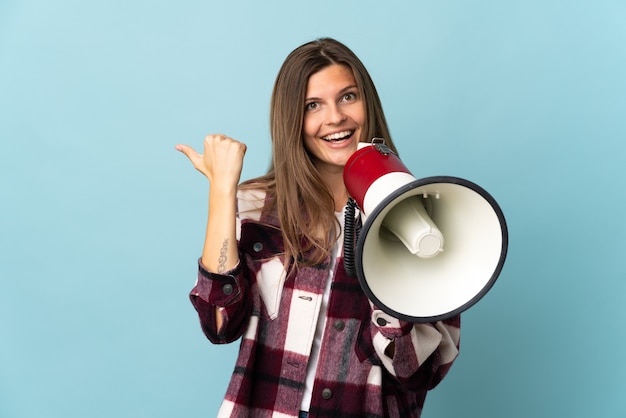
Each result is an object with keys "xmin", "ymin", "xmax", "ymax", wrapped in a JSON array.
[{"xmin": 176, "ymin": 37, "xmax": 460, "ymax": 418}]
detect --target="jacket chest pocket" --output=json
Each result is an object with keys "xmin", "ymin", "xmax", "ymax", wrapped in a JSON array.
[{"xmin": 240, "ymin": 222, "xmax": 288, "ymax": 320}]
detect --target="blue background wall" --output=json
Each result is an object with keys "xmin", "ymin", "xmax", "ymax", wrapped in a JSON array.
[{"xmin": 1, "ymin": 1, "xmax": 624, "ymax": 417}]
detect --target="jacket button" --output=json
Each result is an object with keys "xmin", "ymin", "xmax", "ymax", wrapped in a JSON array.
[
  {"xmin": 253, "ymin": 242, "xmax": 263, "ymax": 252},
  {"xmin": 321, "ymin": 388, "xmax": 333, "ymax": 400},
  {"xmin": 334, "ymin": 320, "xmax": 345, "ymax": 331},
  {"xmin": 376, "ymin": 317, "xmax": 388, "ymax": 326},
  {"xmin": 222, "ymin": 284, "xmax": 234, "ymax": 295}
]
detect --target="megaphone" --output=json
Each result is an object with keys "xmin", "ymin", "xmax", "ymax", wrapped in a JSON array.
[{"xmin": 343, "ymin": 138, "xmax": 508, "ymax": 323}]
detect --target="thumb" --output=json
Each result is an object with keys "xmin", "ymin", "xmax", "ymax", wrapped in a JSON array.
[
  {"xmin": 175, "ymin": 144, "xmax": 204, "ymax": 170},
  {"xmin": 175, "ymin": 143, "xmax": 198, "ymax": 160},
  {"xmin": 175, "ymin": 143, "xmax": 192, "ymax": 155}
]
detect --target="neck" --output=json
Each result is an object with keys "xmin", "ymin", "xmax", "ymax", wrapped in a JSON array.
[
  {"xmin": 314, "ymin": 160, "xmax": 349, "ymax": 212},
  {"xmin": 325, "ymin": 173, "xmax": 348, "ymax": 212}
]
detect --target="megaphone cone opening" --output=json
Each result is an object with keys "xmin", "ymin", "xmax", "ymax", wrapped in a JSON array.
[{"xmin": 354, "ymin": 176, "xmax": 508, "ymax": 323}]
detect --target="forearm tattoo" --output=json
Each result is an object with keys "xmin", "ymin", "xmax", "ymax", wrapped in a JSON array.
[{"xmin": 218, "ymin": 239, "xmax": 229, "ymax": 273}]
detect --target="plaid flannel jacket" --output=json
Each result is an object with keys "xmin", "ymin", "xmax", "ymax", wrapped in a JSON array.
[{"xmin": 190, "ymin": 190, "xmax": 461, "ymax": 418}]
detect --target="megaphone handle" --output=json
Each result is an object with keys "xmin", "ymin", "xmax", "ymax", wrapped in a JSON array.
[{"xmin": 343, "ymin": 198, "xmax": 360, "ymax": 278}]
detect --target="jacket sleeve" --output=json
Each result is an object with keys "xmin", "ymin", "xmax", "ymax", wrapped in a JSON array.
[
  {"xmin": 369, "ymin": 307, "xmax": 461, "ymax": 391},
  {"xmin": 189, "ymin": 259, "xmax": 252, "ymax": 344}
]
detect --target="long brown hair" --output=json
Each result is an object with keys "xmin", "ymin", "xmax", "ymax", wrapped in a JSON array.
[{"xmin": 242, "ymin": 37, "xmax": 397, "ymax": 269}]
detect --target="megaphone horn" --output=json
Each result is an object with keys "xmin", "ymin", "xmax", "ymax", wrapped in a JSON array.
[{"xmin": 343, "ymin": 138, "xmax": 508, "ymax": 323}]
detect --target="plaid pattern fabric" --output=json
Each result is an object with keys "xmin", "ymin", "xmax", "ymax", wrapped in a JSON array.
[{"xmin": 189, "ymin": 190, "xmax": 460, "ymax": 418}]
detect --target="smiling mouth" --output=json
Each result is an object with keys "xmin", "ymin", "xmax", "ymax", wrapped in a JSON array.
[{"xmin": 321, "ymin": 130, "xmax": 354, "ymax": 142}]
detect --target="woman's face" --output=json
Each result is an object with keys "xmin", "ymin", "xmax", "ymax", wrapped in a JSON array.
[{"xmin": 302, "ymin": 64, "xmax": 365, "ymax": 173}]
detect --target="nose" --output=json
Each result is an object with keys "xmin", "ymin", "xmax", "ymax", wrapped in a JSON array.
[{"xmin": 326, "ymin": 103, "xmax": 347, "ymax": 125}]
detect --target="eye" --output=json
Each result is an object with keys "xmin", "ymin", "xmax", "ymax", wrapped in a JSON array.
[
  {"xmin": 305, "ymin": 101, "xmax": 318, "ymax": 111},
  {"xmin": 341, "ymin": 92, "xmax": 357, "ymax": 102}
]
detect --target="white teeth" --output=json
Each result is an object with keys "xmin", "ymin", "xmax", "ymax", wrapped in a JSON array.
[{"xmin": 322, "ymin": 131, "xmax": 353, "ymax": 141}]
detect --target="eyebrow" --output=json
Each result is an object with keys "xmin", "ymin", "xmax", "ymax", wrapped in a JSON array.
[{"xmin": 305, "ymin": 84, "xmax": 359, "ymax": 102}]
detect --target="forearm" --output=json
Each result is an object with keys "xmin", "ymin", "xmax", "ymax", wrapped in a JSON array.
[
  {"xmin": 201, "ymin": 185, "xmax": 240, "ymax": 332},
  {"xmin": 201, "ymin": 184, "xmax": 240, "ymax": 273}
]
